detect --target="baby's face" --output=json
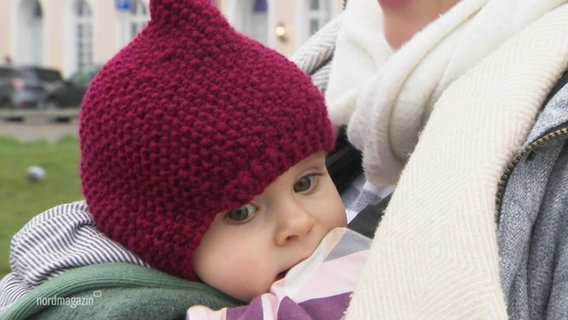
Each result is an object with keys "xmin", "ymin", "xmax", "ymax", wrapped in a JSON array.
[{"xmin": 192, "ymin": 152, "xmax": 346, "ymax": 302}]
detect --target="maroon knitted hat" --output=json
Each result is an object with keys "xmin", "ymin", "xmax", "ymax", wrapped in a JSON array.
[{"xmin": 79, "ymin": 0, "xmax": 335, "ymax": 280}]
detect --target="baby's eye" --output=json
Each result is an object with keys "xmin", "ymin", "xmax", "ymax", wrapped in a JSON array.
[
  {"xmin": 293, "ymin": 174, "xmax": 318, "ymax": 193},
  {"xmin": 224, "ymin": 204, "xmax": 257, "ymax": 224}
]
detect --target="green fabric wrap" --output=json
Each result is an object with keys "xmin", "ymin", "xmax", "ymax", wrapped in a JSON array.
[{"xmin": 0, "ymin": 263, "xmax": 242, "ymax": 320}]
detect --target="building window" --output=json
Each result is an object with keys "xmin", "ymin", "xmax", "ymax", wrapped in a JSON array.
[
  {"xmin": 254, "ymin": 0, "xmax": 268, "ymax": 12},
  {"xmin": 241, "ymin": 0, "xmax": 268, "ymax": 45},
  {"xmin": 29, "ymin": 0, "xmax": 43, "ymax": 64},
  {"xmin": 128, "ymin": 0, "xmax": 148, "ymax": 40},
  {"xmin": 118, "ymin": 0, "xmax": 149, "ymax": 48},
  {"xmin": 75, "ymin": 0, "xmax": 93, "ymax": 69},
  {"xmin": 32, "ymin": 0, "xmax": 42, "ymax": 18},
  {"xmin": 15, "ymin": 0, "xmax": 44, "ymax": 65},
  {"xmin": 252, "ymin": 0, "xmax": 268, "ymax": 44},
  {"xmin": 306, "ymin": 0, "xmax": 330, "ymax": 36}
]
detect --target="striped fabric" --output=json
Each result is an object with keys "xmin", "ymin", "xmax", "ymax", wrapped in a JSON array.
[
  {"xmin": 341, "ymin": 174, "xmax": 392, "ymax": 223},
  {"xmin": 0, "ymin": 201, "xmax": 148, "ymax": 315},
  {"xmin": 290, "ymin": 13, "xmax": 342, "ymax": 93}
]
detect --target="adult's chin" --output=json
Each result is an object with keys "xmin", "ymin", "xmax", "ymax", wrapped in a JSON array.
[{"xmin": 378, "ymin": 0, "xmax": 414, "ymax": 9}]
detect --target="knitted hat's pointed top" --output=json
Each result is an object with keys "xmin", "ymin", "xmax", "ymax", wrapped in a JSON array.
[
  {"xmin": 150, "ymin": 0, "xmax": 218, "ymax": 24},
  {"xmin": 80, "ymin": 0, "xmax": 335, "ymax": 281},
  {"xmin": 149, "ymin": 0, "xmax": 230, "ymax": 40}
]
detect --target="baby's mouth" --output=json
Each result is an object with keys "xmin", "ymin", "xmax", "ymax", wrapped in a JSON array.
[
  {"xmin": 275, "ymin": 241, "xmax": 320, "ymax": 281},
  {"xmin": 276, "ymin": 269, "xmax": 289, "ymax": 281}
]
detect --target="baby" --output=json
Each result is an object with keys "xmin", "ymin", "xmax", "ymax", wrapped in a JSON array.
[{"xmin": 78, "ymin": 0, "xmax": 370, "ymax": 319}]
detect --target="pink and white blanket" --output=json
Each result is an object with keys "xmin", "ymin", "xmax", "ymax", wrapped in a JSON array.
[{"xmin": 186, "ymin": 227, "xmax": 370, "ymax": 320}]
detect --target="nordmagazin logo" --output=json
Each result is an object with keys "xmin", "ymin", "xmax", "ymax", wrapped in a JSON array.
[{"xmin": 35, "ymin": 291, "xmax": 102, "ymax": 309}]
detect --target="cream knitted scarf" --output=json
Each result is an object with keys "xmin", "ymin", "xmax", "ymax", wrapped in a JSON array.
[
  {"xmin": 324, "ymin": 0, "xmax": 568, "ymax": 318},
  {"xmin": 327, "ymin": 0, "xmax": 567, "ymax": 188}
]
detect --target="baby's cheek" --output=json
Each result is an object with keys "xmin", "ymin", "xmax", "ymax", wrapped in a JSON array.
[{"xmin": 218, "ymin": 270, "xmax": 273, "ymax": 302}]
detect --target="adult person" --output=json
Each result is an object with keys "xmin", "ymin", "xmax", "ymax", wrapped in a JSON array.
[
  {"xmin": 292, "ymin": 0, "xmax": 568, "ymax": 318},
  {"xmin": 1, "ymin": 0, "xmax": 567, "ymax": 319}
]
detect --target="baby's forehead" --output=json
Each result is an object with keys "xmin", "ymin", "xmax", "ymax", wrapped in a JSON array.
[{"xmin": 257, "ymin": 151, "xmax": 328, "ymax": 185}]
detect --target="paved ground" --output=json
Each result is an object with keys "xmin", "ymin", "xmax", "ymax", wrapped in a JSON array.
[{"xmin": 0, "ymin": 121, "xmax": 78, "ymax": 143}]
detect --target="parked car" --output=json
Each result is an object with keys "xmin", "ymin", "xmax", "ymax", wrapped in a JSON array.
[
  {"xmin": 0, "ymin": 65, "xmax": 63, "ymax": 110},
  {"xmin": 0, "ymin": 66, "xmax": 14, "ymax": 107},
  {"xmin": 41, "ymin": 65, "xmax": 101, "ymax": 110}
]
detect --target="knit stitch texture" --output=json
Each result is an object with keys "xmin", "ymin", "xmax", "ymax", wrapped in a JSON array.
[{"xmin": 79, "ymin": 0, "xmax": 334, "ymax": 281}]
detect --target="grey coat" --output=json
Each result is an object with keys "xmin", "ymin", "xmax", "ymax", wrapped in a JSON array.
[{"xmin": 498, "ymin": 71, "xmax": 568, "ymax": 319}]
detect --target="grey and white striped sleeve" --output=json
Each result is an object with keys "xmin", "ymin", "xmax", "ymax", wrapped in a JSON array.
[{"xmin": 0, "ymin": 200, "xmax": 148, "ymax": 315}]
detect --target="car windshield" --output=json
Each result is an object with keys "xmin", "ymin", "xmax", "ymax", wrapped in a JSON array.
[
  {"xmin": 0, "ymin": 67, "xmax": 13, "ymax": 78},
  {"xmin": 69, "ymin": 66, "xmax": 101, "ymax": 86},
  {"xmin": 36, "ymin": 69, "xmax": 63, "ymax": 82}
]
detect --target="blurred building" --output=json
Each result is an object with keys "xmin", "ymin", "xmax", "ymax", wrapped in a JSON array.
[{"xmin": 0, "ymin": 0, "xmax": 343, "ymax": 77}]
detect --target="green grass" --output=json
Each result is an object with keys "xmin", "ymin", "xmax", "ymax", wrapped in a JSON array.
[{"xmin": 0, "ymin": 135, "xmax": 82, "ymax": 279}]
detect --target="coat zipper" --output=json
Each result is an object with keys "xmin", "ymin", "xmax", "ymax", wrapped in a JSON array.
[{"xmin": 495, "ymin": 126, "xmax": 568, "ymax": 224}]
